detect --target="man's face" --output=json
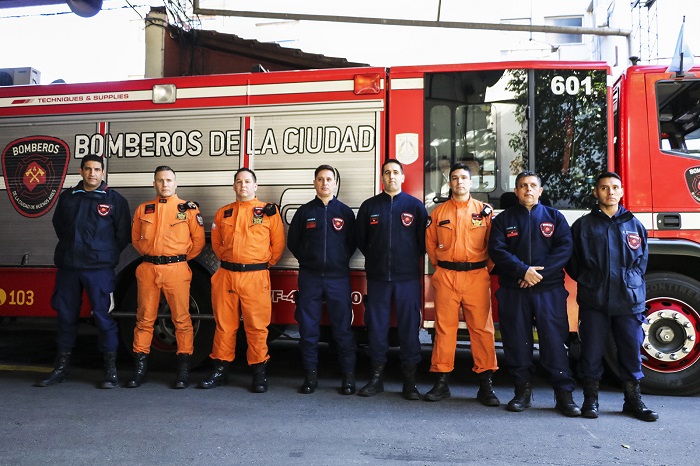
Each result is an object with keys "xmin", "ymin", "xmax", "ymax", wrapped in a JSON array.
[
  {"xmin": 79, "ymin": 160, "xmax": 104, "ymax": 192},
  {"xmin": 594, "ymin": 177, "xmax": 624, "ymax": 209},
  {"xmin": 314, "ymin": 169, "xmax": 336, "ymax": 198},
  {"xmin": 382, "ymin": 162, "xmax": 405, "ymax": 195},
  {"xmin": 514, "ymin": 175, "xmax": 543, "ymax": 208},
  {"xmin": 234, "ymin": 171, "xmax": 257, "ymax": 202},
  {"xmin": 449, "ymin": 168, "xmax": 472, "ymax": 198},
  {"xmin": 154, "ymin": 170, "xmax": 177, "ymax": 198}
]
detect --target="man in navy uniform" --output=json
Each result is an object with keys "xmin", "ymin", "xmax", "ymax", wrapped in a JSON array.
[
  {"xmin": 567, "ymin": 171, "xmax": 657, "ymax": 421},
  {"xmin": 488, "ymin": 171, "xmax": 580, "ymax": 416},
  {"xmin": 355, "ymin": 159, "xmax": 428, "ymax": 400},
  {"xmin": 288, "ymin": 165, "xmax": 358, "ymax": 395},
  {"xmin": 36, "ymin": 154, "xmax": 131, "ymax": 389}
]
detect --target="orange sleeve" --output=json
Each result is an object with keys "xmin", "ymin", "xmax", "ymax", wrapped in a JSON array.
[
  {"xmin": 211, "ymin": 207, "xmax": 224, "ymax": 260},
  {"xmin": 268, "ymin": 209, "xmax": 286, "ymax": 266},
  {"xmin": 426, "ymin": 206, "xmax": 440, "ymax": 268},
  {"xmin": 186, "ymin": 206, "xmax": 205, "ymax": 261},
  {"xmin": 131, "ymin": 205, "xmax": 144, "ymax": 256}
]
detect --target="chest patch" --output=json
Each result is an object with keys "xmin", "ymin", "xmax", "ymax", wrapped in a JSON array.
[
  {"xmin": 401, "ymin": 212, "xmax": 414, "ymax": 227},
  {"xmin": 176, "ymin": 212, "xmax": 186, "ymax": 220},
  {"xmin": 626, "ymin": 233, "xmax": 641, "ymax": 250},
  {"xmin": 253, "ymin": 207, "xmax": 264, "ymax": 225},
  {"xmin": 370, "ymin": 214, "xmax": 379, "ymax": 225},
  {"xmin": 306, "ymin": 218, "xmax": 317, "ymax": 229},
  {"xmin": 223, "ymin": 208, "xmax": 233, "ymax": 218},
  {"xmin": 332, "ymin": 217, "xmax": 344, "ymax": 231},
  {"xmin": 506, "ymin": 226, "xmax": 518, "ymax": 238},
  {"xmin": 471, "ymin": 213, "xmax": 483, "ymax": 227},
  {"xmin": 540, "ymin": 222, "xmax": 554, "ymax": 238},
  {"xmin": 97, "ymin": 204, "xmax": 111, "ymax": 216},
  {"xmin": 145, "ymin": 204, "xmax": 155, "ymax": 214}
]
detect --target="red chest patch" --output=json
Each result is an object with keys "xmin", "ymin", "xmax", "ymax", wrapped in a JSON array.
[
  {"xmin": 627, "ymin": 233, "xmax": 641, "ymax": 250},
  {"xmin": 540, "ymin": 222, "xmax": 554, "ymax": 238},
  {"xmin": 401, "ymin": 212, "xmax": 414, "ymax": 227},
  {"xmin": 332, "ymin": 217, "xmax": 344, "ymax": 231},
  {"xmin": 97, "ymin": 204, "xmax": 111, "ymax": 216}
]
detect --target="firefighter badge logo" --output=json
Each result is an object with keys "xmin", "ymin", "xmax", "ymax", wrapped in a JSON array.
[
  {"xmin": 684, "ymin": 166, "xmax": 700, "ymax": 203},
  {"xmin": 2, "ymin": 136, "xmax": 70, "ymax": 218},
  {"xmin": 540, "ymin": 222, "xmax": 554, "ymax": 238},
  {"xmin": 97, "ymin": 204, "xmax": 111, "ymax": 216},
  {"xmin": 627, "ymin": 233, "xmax": 641, "ymax": 250},
  {"xmin": 401, "ymin": 212, "xmax": 414, "ymax": 227},
  {"xmin": 332, "ymin": 217, "xmax": 344, "ymax": 231}
]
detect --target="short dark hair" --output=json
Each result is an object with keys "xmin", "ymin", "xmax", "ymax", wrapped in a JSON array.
[
  {"xmin": 595, "ymin": 171, "xmax": 622, "ymax": 186},
  {"xmin": 515, "ymin": 170, "xmax": 541, "ymax": 187},
  {"xmin": 449, "ymin": 162, "xmax": 472, "ymax": 179},
  {"xmin": 314, "ymin": 164, "xmax": 336, "ymax": 179},
  {"xmin": 382, "ymin": 158, "xmax": 403, "ymax": 173},
  {"xmin": 155, "ymin": 165, "xmax": 175, "ymax": 176},
  {"xmin": 235, "ymin": 167, "xmax": 257, "ymax": 183},
  {"xmin": 80, "ymin": 154, "xmax": 104, "ymax": 170}
]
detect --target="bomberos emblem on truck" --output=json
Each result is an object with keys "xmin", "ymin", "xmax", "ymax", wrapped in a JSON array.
[{"xmin": 2, "ymin": 136, "xmax": 70, "ymax": 218}]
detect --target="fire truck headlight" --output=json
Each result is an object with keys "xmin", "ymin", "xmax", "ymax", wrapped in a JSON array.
[{"xmin": 152, "ymin": 84, "xmax": 177, "ymax": 104}]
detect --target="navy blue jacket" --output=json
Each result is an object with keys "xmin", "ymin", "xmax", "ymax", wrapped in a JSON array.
[
  {"xmin": 52, "ymin": 181, "xmax": 131, "ymax": 270},
  {"xmin": 287, "ymin": 196, "xmax": 357, "ymax": 277},
  {"xmin": 489, "ymin": 202, "xmax": 572, "ymax": 291},
  {"xmin": 356, "ymin": 191, "xmax": 428, "ymax": 281},
  {"xmin": 566, "ymin": 205, "xmax": 647, "ymax": 315}
]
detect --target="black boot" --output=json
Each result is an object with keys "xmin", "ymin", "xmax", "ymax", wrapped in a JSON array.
[
  {"xmin": 554, "ymin": 389, "xmax": 582, "ymax": 417},
  {"xmin": 35, "ymin": 352, "xmax": 71, "ymax": 387},
  {"xmin": 341, "ymin": 372, "xmax": 356, "ymax": 395},
  {"xmin": 173, "ymin": 353, "xmax": 191, "ymax": 389},
  {"xmin": 125, "ymin": 352, "xmax": 148, "ymax": 388},
  {"xmin": 99, "ymin": 352, "xmax": 119, "ymax": 389},
  {"xmin": 198, "ymin": 360, "xmax": 230, "ymax": 389},
  {"xmin": 423, "ymin": 372, "xmax": 450, "ymax": 402},
  {"xmin": 357, "ymin": 362, "xmax": 385, "ymax": 397},
  {"xmin": 476, "ymin": 370, "xmax": 500, "ymax": 407},
  {"xmin": 623, "ymin": 380, "xmax": 658, "ymax": 422},
  {"xmin": 401, "ymin": 363, "xmax": 421, "ymax": 400},
  {"xmin": 582, "ymin": 379, "xmax": 599, "ymax": 419},
  {"xmin": 299, "ymin": 369, "xmax": 318, "ymax": 394},
  {"xmin": 506, "ymin": 383, "xmax": 532, "ymax": 412},
  {"xmin": 251, "ymin": 362, "xmax": 268, "ymax": 393}
]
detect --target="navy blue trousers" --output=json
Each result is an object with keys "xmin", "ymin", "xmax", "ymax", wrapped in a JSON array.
[
  {"xmin": 51, "ymin": 268, "xmax": 119, "ymax": 353},
  {"xmin": 364, "ymin": 278, "xmax": 422, "ymax": 365},
  {"xmin": 295, "ymin": 270, "xmax": 356, "ymax": 373},
  {"xmin": 578, "ymin": 309, "xmax": 645, "ymax": 382},
  {"xmin": 495, "ymin": 286, "xmax": 575, "ymax": 391}
]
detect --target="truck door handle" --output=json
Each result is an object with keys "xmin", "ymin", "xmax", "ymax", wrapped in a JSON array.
[{"xmin": 657, "ymin": 213, "xmax": 681, "ymax": 230}]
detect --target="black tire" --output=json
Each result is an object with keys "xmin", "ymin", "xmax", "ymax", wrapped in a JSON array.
[
  {"xmin": 116, "ymin": 265, "xmax": 215, "ymax": 370},
  {"xmin": 603, "ymin": 272, "xmax": 700, "ymax": 395}
]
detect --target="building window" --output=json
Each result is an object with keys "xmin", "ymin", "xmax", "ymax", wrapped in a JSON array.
[{"xmin": 545, "ymin": 16, "xmax": 583, "ymax": 45}]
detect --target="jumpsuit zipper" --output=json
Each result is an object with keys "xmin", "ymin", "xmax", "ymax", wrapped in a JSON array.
[
  {"xmin": 322, "ymin": 204, "xmax": 328, "ymax": 277},
  {"xmin": 388, "ymin": 196, "xmax": 393, "ymax": 282}
]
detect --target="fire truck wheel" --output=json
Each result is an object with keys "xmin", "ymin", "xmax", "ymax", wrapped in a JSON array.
[
  {"xmin": 603, "ymin": 272, "xmax": 700, "ymax": 396},
  {"xmin": 116, "ymin": 266, "xmax": 215, "ymax": 371}
]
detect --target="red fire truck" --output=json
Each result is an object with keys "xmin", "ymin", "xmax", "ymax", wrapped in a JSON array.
[{"xmin": 1, "ymin": 61, "xmax": 699, "ymax": 395}]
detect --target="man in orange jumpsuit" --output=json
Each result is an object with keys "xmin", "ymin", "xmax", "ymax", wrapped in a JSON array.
[
  {"xmin": 424, "ymin": 162, "xmax": 499, "ymax": 406},
  {"xmin": 127, "ymin": 165, "xmax": 205, "ymax": 389},
  {"xmin": 198, "ymin": 167, "xmax": 285, "ymax": 393}
]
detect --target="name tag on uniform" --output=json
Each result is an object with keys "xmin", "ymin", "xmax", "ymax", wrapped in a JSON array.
[{"xmin": 306, "ymin": 218, "xmax": 317, "ymax": 229}]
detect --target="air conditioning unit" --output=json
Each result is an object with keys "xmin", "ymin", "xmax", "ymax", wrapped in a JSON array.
[{"xmin": 0, "ymin": 67, "xmax": 41, "ymax": 86}]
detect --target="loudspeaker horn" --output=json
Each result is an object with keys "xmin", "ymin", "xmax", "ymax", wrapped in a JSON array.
[{"xmin": 66, "ymin": 0, "xmax": 103, "ymax": 17}]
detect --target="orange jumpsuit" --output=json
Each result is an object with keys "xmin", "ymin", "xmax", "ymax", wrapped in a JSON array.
[
  {"xmin": 426, "ymin": 197, "xmax": 498, "ymax": 374},
  {"xmin": 131, "ymin": 194, "xmax": 205, "ymax": 355},
  {"xmin": 210, "ymin": 198, "xmax": 285, "ymax": 365}
]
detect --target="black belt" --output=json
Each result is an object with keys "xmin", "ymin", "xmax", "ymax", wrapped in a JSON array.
[
  {"xmin": 437, "ymin": 260, "xmax": 487, "ymax": 271},
  {"xmin": 220, "ymin": 261, "xmax": 268, "ymax": 272},
  {"xmin": 142, "ymin": 255, "xmax": 187, "ymax": 265}
]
